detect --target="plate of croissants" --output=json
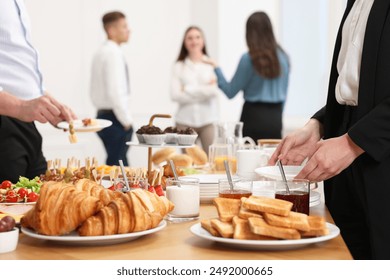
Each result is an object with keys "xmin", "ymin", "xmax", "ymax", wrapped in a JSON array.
[
  {"xmin": 20, "ymin": 178, "xmax": 174, "ymax": 245},
  {"xmin": 21, "ymin": 221, "xmax": 166, "ymax": 246}
]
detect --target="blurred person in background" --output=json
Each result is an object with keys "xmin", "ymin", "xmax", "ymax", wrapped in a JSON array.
[
  {"xmin": 270, "ymin": 0, "xmax": 390, "ymax": 259},
  {"xmin": 204, "ymin": 11, "xmax": 290, "ymax": 141},
  {"xmin": 170, "ymin": 26, "xmax": 223, "ymax": 155},
  {"xmin": 0, "ymin": 0, "xmax": 76, "ymax": 183},
  {"xmin": 90, "ymin": 11, "xmax": 133, "ymax": 166}
]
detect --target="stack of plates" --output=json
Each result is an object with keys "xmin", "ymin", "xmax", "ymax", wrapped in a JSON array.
[{"xmin": 180, "ymin": 174, "xmax": 230, "ymax": 203}]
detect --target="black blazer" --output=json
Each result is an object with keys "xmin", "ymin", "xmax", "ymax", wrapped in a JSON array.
[{"xmin": 313, "ymin": 0, "xmax": 390, "ymax": 162}]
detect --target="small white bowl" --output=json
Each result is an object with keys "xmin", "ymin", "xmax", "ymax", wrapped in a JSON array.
[
  {"xmin": 0, "ymin": 227, "xmax": 19, "ymax": 254},
  {"xmin": 177, "ymin": 134, "xmax": 198, "ymax": 145},
  {"xmin": 143, "ymin": 134, "xmax": 166, "ymax": 145}
]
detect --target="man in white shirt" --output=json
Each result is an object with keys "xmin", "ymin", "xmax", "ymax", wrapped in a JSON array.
[
  {"xmin": 90, "ymin": 11, "xmax": 133, "ymax": 166},
  {"xmin": 0, "ymin": 0, "xmax": 76, "ymax": 183}
]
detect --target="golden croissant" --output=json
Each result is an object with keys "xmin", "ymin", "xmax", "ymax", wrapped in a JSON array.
[{"xmin": 78, "ymin": 188, "xmax": 174, "ymax": 236}]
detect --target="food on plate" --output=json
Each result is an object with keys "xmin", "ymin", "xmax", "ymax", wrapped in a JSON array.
[
  {"xmin": 210, "ymin": 218, "xmax": 234, "ymax": 238},
  {"xmin": 200, "ymin": 196, "xmax": 329, "ymax": 240},
  {"xmin": 242, "ymin": 195, "xmax": 293, "ymax": 217},
  {"xmin": 248, "ymin": 216, "xmax": 301, "ymax": 240},
  {"xmin": 151, "ymin": 147, "xmax": 176, "ymax": 165},
  {"xmin": 263, "ymin": 211, "xmax": 310, "ymax": 232},
  {"xmin": 82, "ymin": 118, "xmax": 97, "ymax": 127},
  {"xmin": 301, "ymin": 216, "xmax": 329, "ymax": 237},
  {"xmin": 0, "ymin": 177, "xmax": 42, "ymax": 203},
  {"xmin": 200, "ymin": 219, "xmax": 220, "ymax": 237},
  {"xmin": 68, "ymin": 121, "xmax": 78, "ymax": 143},
  {"xmin": 21, "ymin": 179, "xmax": 174, "ymax": 236},
  {"xmin": 0, "ymin": 216, "xmax": 16, "ymax": 232},
  {"xmin": 163, "ymin": 126, "xmax": 178, "ymax": 133},
  {"xmin": 178, "ymin": 127, "xmax": 197, "ymax": 135},
  {"xmin": 169, "ymin": 154, "xmax": 193, "ymax": 168},
  {"xmin": 164, "ymin": 126, "xmax": 178, "ymax": 144},
  {"xmin": 143, "ymin": 125, "xmax": 164, "ymax": 135},
  {"xmin": 213, "ymin": 197, "xmax": 241, "ymax": 222},
  {"xmin": 232, "ymin": 216, "xmax": 274, "ymax": 240},
  {"xmin": 185, "ymin": 146, "xmax": 208, "ymax": 165},
  {"xmin": 79, "ymin": 188, "xmax": 173, "ymax": 236}
]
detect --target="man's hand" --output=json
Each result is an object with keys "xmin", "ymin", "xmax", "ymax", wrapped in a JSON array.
[{"xmin": 17, "ymin": 94, "xmax": 76, "ymax": 126}]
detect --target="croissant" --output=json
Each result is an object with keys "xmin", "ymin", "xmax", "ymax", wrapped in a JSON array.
[
  {"xmin": 21, "ymin": 181, "xmax": 101, "ymax": 235},
  {"xmin": 78, "ymin": 189, "xmax": 174, "ymax": 236}
]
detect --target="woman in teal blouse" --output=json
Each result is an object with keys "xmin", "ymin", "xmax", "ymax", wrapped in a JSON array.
[{"xmin": 206, "ymin": 11, "xmax": 290, "ymax": 141}]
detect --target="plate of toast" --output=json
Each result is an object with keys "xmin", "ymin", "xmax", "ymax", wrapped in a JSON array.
[
  {"xmin": 190, "ymin": 222, "xmax": 340, "ymax": 250},
  {"xmin": 21, "ymin": 220, "xmax": 166, "ymax": 246}
]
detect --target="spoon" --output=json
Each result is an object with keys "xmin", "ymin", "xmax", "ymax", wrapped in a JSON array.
[
  {"xmin": 169, "ymin": 160, "xmax": 181, "ymax": 187},
  {"xmin": 277, "ymin": 159, "xmax": 290, "ymax": 194},
  {"xmin": 223, "ymin": 160, "xmax": 235, "ymax": 191},
  {"xmin": 118, "ymin": 160, "xmax": 130, "ymax": 192}
]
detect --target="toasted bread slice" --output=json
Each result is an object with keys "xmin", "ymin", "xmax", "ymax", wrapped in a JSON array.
[
  {"xmin": 301, "ymin": 216, "xmax": 330, "ymax": 237},
  {"xmin": 232, "ymin": 216, "xmax": 275, "ymax": 240},
  {"xmin": 201, "ymin": 219, "xmax": 221, "ymax": 237},
  {"xmin": 210, "ymin": 218, "xmax": 234, "ymax": 238},
  {"xmin": 238, "ymin": 205, "xmax": 263, "ymax": 220},
  {"xmin": 263, "ymin": 211, "xmax": 310, "ymax": 232},
  {"xmin": 248, "ymin": 217, "xmax": 301, "ymax": 240},
  {"xmin": 213, "ymin": 197, "xmax": 241, "ymax": 222},
  {"xmin": 242, "ymin": 196, "xmax": 292, "ymax": 217}
]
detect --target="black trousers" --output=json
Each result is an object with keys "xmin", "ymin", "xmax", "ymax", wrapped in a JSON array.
[
  {"xmin": 97, "ymin": 110, "xmax": 133, "ymax": 166},
  {"xmin": 240, "ymin": 101, "xmax": 283, "ymax": 141},
  {"xmin": 324, "ymin": 106, "xmax": 373, "ymax": 259},
  {"xmin": 0, "ymin": 116, "xmax": 47, "ymax": 182}
]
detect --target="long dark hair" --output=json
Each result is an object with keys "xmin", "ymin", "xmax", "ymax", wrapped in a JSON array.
[
  {"xmin": 246, "ymin": 12, "xmax": 281, "ymax": 79},
  {"xmin": 176, "ymin": 26, "xmax": 208, "ymax": 62}
]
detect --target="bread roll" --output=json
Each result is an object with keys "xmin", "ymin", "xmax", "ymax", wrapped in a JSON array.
[
  {"xmin": 185, "ymin": 146, "xmax": 208, "ymax": 165},
  {"xmin": 151, "ymin": 148, "xmax": 176, "ymax": 165},
  {"xmin": 170, "ymin": 154, "xmax": 193, "ymax": 167}
]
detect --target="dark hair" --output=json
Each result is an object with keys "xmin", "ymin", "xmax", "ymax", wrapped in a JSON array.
[
  {"xmin": 176, "ymin": 26, "xmax": 208, "ymax": 62},
  {"xmin": 102, "ymin": 11, "xmax": 125, "ymax": 31},
  {"xmin": 246, "ymin": 12, "xmax": 281, "ymax": 79}
]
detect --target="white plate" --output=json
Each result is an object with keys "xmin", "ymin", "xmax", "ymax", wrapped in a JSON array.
[
  {"xmin": 255, "ymin": 165, "xmax": 303, "ymax": 180},
  {"xmin": 190, "ymin": 222, "xmax": 339, "ymax": 250},
  {"xmin": 21, "ymin": 220, "xmax": 166, "ymax": 246},
  {"xmin": 0, "ymin": 202, "xmax": 36, "ymax": 206},
  {"xmin": 180, "ymin": 174, "xmax": 241, "ymax": 184},
  {"xmin": 57, "ymin": 119, "xmax": 112, "ymax": 132},
  {"xmin": 126, "ymin": 141, "xmax": 194, "ymax": 148}
]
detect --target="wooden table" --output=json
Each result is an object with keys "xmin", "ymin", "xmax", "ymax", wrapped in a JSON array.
[{"xmin": 0, "ymin": 203, "xmax": 352, "ymax": 260}]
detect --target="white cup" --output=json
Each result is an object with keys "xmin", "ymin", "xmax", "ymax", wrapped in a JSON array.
[
  {"xmin": 236, "ymin": 149, "xmax": 269, "ymax": 179},
  {"xmin": 166, "ymin": 177, "xmax": 200, "ymax": 222}
]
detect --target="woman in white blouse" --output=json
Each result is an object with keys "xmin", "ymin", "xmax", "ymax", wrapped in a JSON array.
[{"xmin": 170, "ymin": 26, "xmax": 222, "ymax": 154}]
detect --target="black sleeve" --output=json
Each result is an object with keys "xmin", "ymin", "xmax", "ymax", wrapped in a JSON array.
[{"xmin": 311, "ymin": 106, "xmax": 326, "ymax": 124}]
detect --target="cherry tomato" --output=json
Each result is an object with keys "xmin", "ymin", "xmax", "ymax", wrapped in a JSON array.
[
  {"xmin": 17, "ymin": 188, "xmax": 28, "ymax": 199},
  {"xmin": 148, "ymin": 185, "xmax": 156, "ymax": 193},
  {"xmin": 1, "ymin": 180, "xmax": 12, "ymax": 189},
  {"xmin": 154, "ymin": 185, "xmax": 164, "ymax": 196},
  {"xmin": 108, "ymin": 185, "xmax": 116, "ymax": 191},
  {"xmin": 5, "ymin": 190, "xmax": 18, "ymax": 203},
  {"xmin": 27, "ymin": 192, "xmax": 39, "ymax": 202}
]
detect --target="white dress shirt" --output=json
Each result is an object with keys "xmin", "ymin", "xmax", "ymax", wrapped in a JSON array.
[
  {"xmin": 0, "ymin": 0, "xmax": 43, "ymax": 99},
  {"xmin": 170, "ymin": 57, "xmax": 221, "ymax": 127},
  {"xmin": 336, "ymin": 0, "xmax": 374, "ymax": 106},
  {"xmin": 90, "ymin": 40, "xmax": 133, "ymax": 127}
]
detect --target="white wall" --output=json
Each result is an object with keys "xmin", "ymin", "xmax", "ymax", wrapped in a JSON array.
[{"xmin": 24, "ymin": 0, "xmax": 346, "ymax": 167}]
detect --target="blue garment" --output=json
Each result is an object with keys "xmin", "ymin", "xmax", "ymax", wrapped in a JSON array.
[
  {"xmin": 215, "ymin": 49, "xmax": 289, "ymax": 103},
  {"xmin": 97, "ymin": 111, "xmax": 133, "ymax": 166}
]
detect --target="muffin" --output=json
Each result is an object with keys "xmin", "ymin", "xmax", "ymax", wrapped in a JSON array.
[
  {"xmin": 177, "ymin": 127, "xmax": 198, "ymax": 145},
  {"xmin": 135, "ymin": 125, "xmax": 150, "ymax": 143},
  {"xmin": 163, "ymin": 126, "xmax": 178, "ymax": 144},
  {"xmin": 143, "ymin": 125, "xmax": 166, "ymax": 145}
]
